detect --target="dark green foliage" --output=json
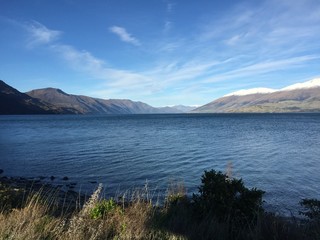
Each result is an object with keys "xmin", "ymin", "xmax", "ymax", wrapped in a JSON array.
[
  {"xmin": 193, "ymin": 170, "xmax": 264, "ymax": 222},
  {"xmin": 300, "ymin": 198, "xmax": 320, "ymax": 220}
]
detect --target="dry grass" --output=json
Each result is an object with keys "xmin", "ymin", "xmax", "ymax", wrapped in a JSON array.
[
  {"xmin": 0, "ymin": 182, "xmax": 319, "ymax": 240},
  {"xmin": 0, "ymin": 193, "xmax": 63, "ymax": 240},
  {"xmin": 0, "ymin": 183, "xmax": 185, "ymax": 240}
]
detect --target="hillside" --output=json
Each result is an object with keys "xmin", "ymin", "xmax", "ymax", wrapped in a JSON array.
[
  {"xmin": 26, "ymin": 88, "xmax": 177, "ymax": 114},
  {"xmin": 0, "ymin": 80, "xmax": 71, "ymax": 114},
  {"xmin": 194, "ymin": 78, "xmax": 320, "ymax": 113},
  {"xmin": 26, "ymin": 88, "xmax": 186, "ymax": 114}
]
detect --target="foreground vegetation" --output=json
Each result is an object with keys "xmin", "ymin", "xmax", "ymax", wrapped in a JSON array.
[{"xmin": 1, "ymin": 170, "xmax": 319, "ymax": 240}]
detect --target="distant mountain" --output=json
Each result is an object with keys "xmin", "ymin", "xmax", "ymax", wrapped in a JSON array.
[
  {"xmin": 0, "ymin": 80, "xmax": 71, "ymax": 114},
  {"xmin": 157, "ymin": 106, "xmax": 183, "ymax": 113},
  {"xmin": 194, "ymin": 78, "xmax": 320, "ymax": 113},
  {"xmin": 171, "ymin": 105, "xmax": 197, "ymax": 112},
  {"xmin": 156, "ymin": 105, "xmax": 197, "ymax": 113},
  {"xmin": 26, "ymin": 87, "xmax": 175, "ymax": 114}
]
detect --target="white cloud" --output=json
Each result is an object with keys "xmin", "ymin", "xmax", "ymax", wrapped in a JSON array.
[
  {"xmin": 203, "ymin": 55, "xmax": 320, "ymax": 84},
  {"xmin": 26, "ymin": 21, "xmax": 61, "ymax": 47},
  {"xmin": 109, "ymin": 26, "xmax": 140, "ymax": 46},
  {"xmin": 225, "ymin": 34, "xmax": 241, "ymax": 46},
  {"xmin": 49, "ymin": 43, "xmax": 160, "ymax": 95},
  {"xmin": 199, "ymin": 0, "xmax": 320, "ymax": 54},
  {"xmin": 50, "ymin": 44, "xmax": 106, "ymax": 75}
]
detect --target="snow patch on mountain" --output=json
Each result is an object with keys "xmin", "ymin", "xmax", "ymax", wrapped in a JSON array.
[
  {"xmin": 224, "ymin": 88, "xmax": 277, "ymax": 97},
  {"xmin": 281, "ymin": 78, "xmax": 320, "ymax": 91},
  {"xmin": 224, "ymin": 78, "xmax": 320, "ymax": 97}
]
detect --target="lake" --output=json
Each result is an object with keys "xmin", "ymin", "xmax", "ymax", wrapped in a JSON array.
[{"xmin": 1, "ymin": 113, "xmax": 319, "ymax": 215}]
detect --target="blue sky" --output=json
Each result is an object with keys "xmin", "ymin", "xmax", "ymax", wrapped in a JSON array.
[{"xmin": 1, "ymin": 0, "xmax": 320, "ymax": 107}]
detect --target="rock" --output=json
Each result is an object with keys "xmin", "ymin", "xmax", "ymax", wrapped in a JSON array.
[
  {"xmin": 62, "ymin": 176, "xmax": 69, "ymax": 181},
  {"xmin": 0, "ymin": 169, "xmax": 3, "ymax": 174},
  {"xmin": 50, "ymin": 176, "xmax": 55, "ymax": 181}
]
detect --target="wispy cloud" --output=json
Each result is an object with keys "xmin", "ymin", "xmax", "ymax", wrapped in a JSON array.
[
  {"xmin": 199, "ymin": 0, "xmax": 320, "ymax": 54},
  {"xmin": 162, "ymin": 1, "xmax": 175, "ymax": 33},
  {"xmin": 50, "ymin": 44, "xmax": 154, "ymax": 89},
  {"xmin": 18, "ymin": 21, "xmax": 155, "ymax": 95},
  {"xmin": 30, "ymin": 20, "xmax": 222, "ymax": 97},
  {"xmin": 163, "ymin": 20, "xmax": 172, "ymax": 33},
  {"xmin": 203, "ymin": 55, "xmax": 320, "ymax": 84},
  {"xmin": 25, "ymin": 21, "xmax": 61, "ymax": 47},
  {"xmin": 224, "ymin": 34, "xmax": 242, "ymax": 46},
  {"xmin": 166, "ymin": 1, "xmax": 175, "ymax": 13},
  {"xmin": 50, "ymin": 44, "xmax": 106, "ymax": 76},
  {"xmin": 109, "ymin": 26, "xmax": 140, "ymax": 46}
]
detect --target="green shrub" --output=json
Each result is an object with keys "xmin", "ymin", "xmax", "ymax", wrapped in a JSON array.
[
  {"xmin": 90, "ymin": 198, "xmax": 121, "ymax": 219},
  {"xmin": 193, "ymin": 170, "xmax": 264, "ymax": 222}
]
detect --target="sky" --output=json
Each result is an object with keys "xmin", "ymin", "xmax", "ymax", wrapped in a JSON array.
[{"xmin": 0, "ymin": 0, "xmax": 320, "ymax": 107}]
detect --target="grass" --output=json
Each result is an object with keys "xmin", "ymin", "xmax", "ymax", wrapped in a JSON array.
[{"xmin": 0, "ymin": 174, "xmax": 319, "ymax": 240}]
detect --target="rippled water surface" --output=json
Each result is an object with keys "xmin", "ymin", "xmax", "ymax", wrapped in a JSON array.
[{"xmin": 1, "ymin": 114, "xmax": 319, "ymax": 215}]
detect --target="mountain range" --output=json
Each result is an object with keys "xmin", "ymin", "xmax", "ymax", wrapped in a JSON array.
[
  {"xmin": 1, "ymin": 78, "xmax": 320, "ymax": 114},
  {"xmin": 0, "ymin": 80, "xmax": 188, "ymax": 114},
  {"xmin": 26, "ymin": 88, "xmax": 179, "ymax": 114},
  {"xmin": 193, "ymin": 78, "xmax": 320, "ymax": 113}
]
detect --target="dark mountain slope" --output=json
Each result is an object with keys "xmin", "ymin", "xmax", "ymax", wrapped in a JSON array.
[
  {"xmin": 0, "ymin": 80, "xmax": 70, "ymax": 114},
  {"xmin": 26, "ymin": 88, "xmax": 170, "ymax": 114}
]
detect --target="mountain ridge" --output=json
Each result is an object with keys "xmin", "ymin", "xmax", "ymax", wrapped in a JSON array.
[
  {"xmin": 1, "ymin": 80, "xmax": 195, "ymax": 115},
  {"xmin": 26, "ymin": 87, "xmax": 182, "ymax": 114},
  {"xmin": 194, "ymin": 78, "xmax": 320, "ymax": 113},
  {"xmin": 0, "ymin": 80, "xmax": 73, "ymax": 114}
]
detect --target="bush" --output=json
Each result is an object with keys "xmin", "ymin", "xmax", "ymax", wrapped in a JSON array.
[
  {"xmin": 90, "ymin": 198, "xmax": 122, "ymax": 219},
  {"xmin": 193, "ymin": 170, "xmax": 264, "ymax": 222}
]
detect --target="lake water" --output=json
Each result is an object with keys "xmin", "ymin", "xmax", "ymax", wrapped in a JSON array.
[{"xmin": 1, "ymin": 113, "xmax": 319, "ymax": 215}]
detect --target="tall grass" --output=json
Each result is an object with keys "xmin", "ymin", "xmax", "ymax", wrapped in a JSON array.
[
  {"xmin": 0, "ymin": 180, "xmax": 319, "ymax": 240},
  {"xmin": 0, "ymin": 182, "xmax": 185, "ymax": 240}
]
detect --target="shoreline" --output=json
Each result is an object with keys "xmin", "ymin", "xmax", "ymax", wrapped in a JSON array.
[
  {"xmin": 0, "ymin": 174, "xmax": 87, "ymax": 214},
  {"xmin": 0, "ymin": 174, "xmax": 304, "ymax": 220}
]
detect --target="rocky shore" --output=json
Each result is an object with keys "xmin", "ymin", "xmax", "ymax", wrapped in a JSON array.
[{"xmin": 0, "ymin": 172, "xmax": 87, "ymax": 214}]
